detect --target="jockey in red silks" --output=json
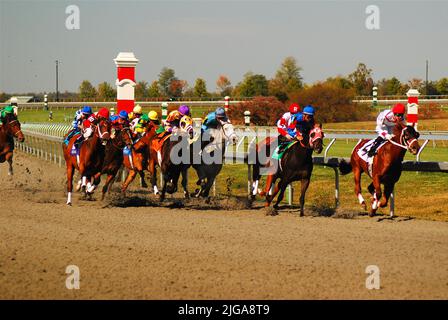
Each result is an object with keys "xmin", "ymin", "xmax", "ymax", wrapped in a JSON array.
[
  {"xmin": 277, "ymin": 103, "xmax": 301, "ymax": 145},
  {"xmin": 73, "ymin": 108, "xmax": 109, "ymax": 148},
  {"xmin": 368, "ymin": 103, "xmax": 406, "ymax": 157}
]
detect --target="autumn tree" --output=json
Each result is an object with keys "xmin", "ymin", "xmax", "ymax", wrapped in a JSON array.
[
  {"xmin": 147, "ymin": 81, "xmax": 161, "ymax": 98},
  {"xmin": 158, "ymin": 67, "xmax": 177, "ymax": 96},
  {"xmin": 269, "ymin": 56, "xmax": 303, "ymax": 101},
  {"xmin": 193, "ymin": 78, "xmax": 209, "ymax": 98},
  {"xmin": 377, "ymin": 77, "xmax": 402, "ymax": 96},
  {"xmin": 436, "ymin": 78, "xmax": 448, "ymax": 95},
  {"xmin": 97, "ymin": 82, "xmax": 115, "ymax": 101},
  {"xmin": 135, "ymin": 81, "xmax": 148, "ymax": 100},
  {"xmin": 216, "ymin": 75, "xmax": 232, "ymax": 96},
  {"xmin": 348, "ymin": 63, "xmax": 374, "ymax": 96},
  {"xmin": 79, "ymin": 80, "xmax": 97, "ymax": 100},
  {"xmin": 233, "ymin": 72, "xmax": 269, "ymax": 97}
]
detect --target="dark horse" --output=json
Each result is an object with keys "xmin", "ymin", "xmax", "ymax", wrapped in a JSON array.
[
  {"xmin": 100, "ymin": 125, "xmax": 134, "ymax": 200},
  {"xmin": 339, "ymin": 122, "xmax": 420, "ymax": 216},
  {"xmin": 252, "ymin": 124, "xmax": 324, "ymax": 216},
  {"xmin": 121, "ymin": 122, "xmax": 158, "ymax": 195},
  {"xmin": 63, "ymin": 118, "xmax": 111, "ymax": 205},
  {"xmin": 148, "ymin": 115, "xmax": 194, "ymax": 201},
  {"xmin": 0, "ymin": 113, "xmax": 25, "ymax": 175}
]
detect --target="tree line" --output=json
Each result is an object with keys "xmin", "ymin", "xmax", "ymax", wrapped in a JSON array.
[{"xmin": 2, "ymin": 58, "xmax": 447, "ymax": 103}]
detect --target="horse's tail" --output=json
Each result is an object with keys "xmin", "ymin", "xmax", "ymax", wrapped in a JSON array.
[{"xmin": 338, "ymin": 159, "xmax": 352, "ymax": 175}]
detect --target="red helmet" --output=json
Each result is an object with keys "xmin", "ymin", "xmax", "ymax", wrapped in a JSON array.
[
  {"xmin": 97, "ymin": 107, "xmax": 110, "ymax": 119},
  {"xmin": 289, "ymin": 103, "xmax": 300, "ymax": 114},
  {"xmin": 392, "ymin": 103, "xmax": 405, "ymax": 114}
]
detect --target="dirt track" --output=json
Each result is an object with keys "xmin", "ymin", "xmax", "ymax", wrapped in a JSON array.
[{"xmin": 1, "ymin": 152, "xmax": 447, "ymax": 299}]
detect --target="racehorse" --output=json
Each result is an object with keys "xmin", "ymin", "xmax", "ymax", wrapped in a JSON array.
[
  {"xmin": 190, "ymin": 121, "xmax": 238, "ymax": 198},
  {"xmin": 63, "ymin": 118, "xmax": 111, "ymax": 205},
  {"xmin": 252, "ymin": 124, "xmax": 324, "ymax": 216},
  {"xmin": 121, "ymin": 122, "xmax": 158, "ymax": 195},
  {"xmin": 0, "ymin": 113, "xmax": 25, "ymax": 175},
  {"xmin": 339, "ymin": 122, "xmax": 420, "ymax": 216},
  {"xmin": 100, "ymin": 125, "xmax": 133, "ymax": 200},
  {"xmin": 148, "ymin": 115, "xmax": 194, "ymax": 201}
]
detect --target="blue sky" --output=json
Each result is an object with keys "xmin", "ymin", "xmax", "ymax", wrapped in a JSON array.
[{"xmin": 1, "ymin": 0, "xmax": 447, "ymax": 93}]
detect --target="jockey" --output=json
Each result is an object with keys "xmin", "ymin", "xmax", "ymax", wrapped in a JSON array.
[
  {"xmin": 111, "ymin": 110, "xmax": 129, "ymax": 130},
  {"xmin": 129, "ymin": 104, "xmax": 143, "ymax": 130},
  {"xmin": 133, "ymin": 113, "xmax": 150, "ymax": 138},
  {"xmin": 163, "ymin": 104, "xmax": 191, "ymax": 133},
  {"xmin": 367, "ymin": 103, "xmax": 406, "ymax": 157},
  {"xmin": 65, "ymin": 105, "xmax": 92, "ymax": 143},
  {"xmin": 82, "ymin": 107, "xmax": 109, "ymax": 139},
  {"xmin": 201, "ymin": 107, "xmax": 229, "ymax": 133},
  {"xmin": 276, "ymin": 103, "xmax": 301, "ymax": 145},
  {"xmin": 294, "ymin": 105, "xmax": 316, "ymax": 141},
  {"xmin": 0, "ymin": 105, "xmax": 15, "ymax": 122},
  {"xmin": 148, "ymin": 110, "xmax": 160, "ymax": 126}
]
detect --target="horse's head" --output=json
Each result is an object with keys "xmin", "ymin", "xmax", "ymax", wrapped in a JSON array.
[
  {"xmin": 179, "ymin": 115, "xmax": 194, "ymax": 139},
  {"xmin": 402, "ymin": 125, "xmax": 420, "ymax": 155},
  {"xmin": 309, "ymin": 123, "xmax": 324, "ymax": 154},
  {"xmin": 96, "ymin": 117, "xmax": 111, "ymax": 145},
  {"xmin": 3, "ymin": 113, "xmax": 25, "ymax": 142},
  {"xmin": 220, "ymin": 121, "xmax": 238, "ymax": 145},
  {"xmin": 119, "ymin": 125, "xmax": 134, "ymax": 148}
]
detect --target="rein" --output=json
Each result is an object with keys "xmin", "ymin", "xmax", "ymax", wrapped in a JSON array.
[
  {"xmin": 387, "ymin": 127, "xmax": 417, "ymax": 151},
  {"xmin": 6, "ymin": 119, "xmax": 23, "ymax": 138}
]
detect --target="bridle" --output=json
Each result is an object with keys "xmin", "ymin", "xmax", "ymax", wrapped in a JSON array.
[
  {"xmin": 5, "ymin": 119, "xmax": 23, "ymax": 138},
  {"xmin": 96, "ymin": 120, "xmax": 110, "ymax": 140},
  {"xmin": 387, "ymin": 127, "xmax": 419, "ymax": 151}
]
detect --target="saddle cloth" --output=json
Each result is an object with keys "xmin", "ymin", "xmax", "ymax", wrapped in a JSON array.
[
  {"xmin": 272, "ymin": 141, "xmax": 298, "ymax": 160},
  {"xmin": 356, "ymin": 139, "xmax": 387, "ymax": 177}
]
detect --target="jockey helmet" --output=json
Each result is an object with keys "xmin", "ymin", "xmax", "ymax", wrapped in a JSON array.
[
  {"xmin": 392, "ymin": 103, "xmax": 405, "ymax": 115},
  {"xmin": 140, "ymin": 114, "xmax": 149, "ymax": 122},
  {"xmin": 302, "ymin": 105, "xmax": 315, "ymax": 116},
  {"xmin": 110, "ymin": 115, "xmax": 119, "ymax": 121},
  {"xmin": 82, "ymin": 106, "xmax": 93, "ymax": 114},
  {"xmin": 179, "ymin": 105, "xmax": 190, "ymax": 116},
  {"xmin": 133, "ymin": 105, "xmax": 142, "ymax": 114},
  {"xmin": 97, "ymin": 107, "xmax": 110, "ymax": 119},
  {"xmin": 148, "ymin": 110, "xmax": 159, "ymax": 121},
  {"xmin": 289, "ymin": 103, "xmax": 300, "ymax": 114},
  {"xmin": 215, "ymin": 107, "xmax": 226, "ymax": 119},
  {"xmin": 3, "ymin": 105, "xmax": 14, "ymax": 114},
  {"xmin": 119, "ymin": 110, "xmax": 128, "ymax": 120}
]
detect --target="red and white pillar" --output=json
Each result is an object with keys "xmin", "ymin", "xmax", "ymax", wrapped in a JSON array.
[
  {"xmin": 224, "ymin": 96, "xmax": 230, "ymax": 112},
  {"xmin": 114, "ymin": 52, "xmax": 139, "ymax": 113},
  {"xmin": 406, "ymin": 89, "xmax": 420, "ymax": 129}
]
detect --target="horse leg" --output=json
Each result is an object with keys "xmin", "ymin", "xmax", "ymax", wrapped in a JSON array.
[
  {"xmin": 101, "ymin": 174, "xmax": 115, "ymax": 200},
  {"xmin": 139, "ymin": 171, "xmax": 148, "ymax": 188},
  {"xmin": 87, "ymin": 172, "xmax": 101, "ymax": 194},
  {"xmin": 369, "ymin": 175, "xmax": 382, "ymax": 217},
  {"xmin": 379, "ymin": 182, "xmax": 394, "ymax": 208},
  {"xmin": 353, "ymin": 166, "xmax": 366, "ymax": 211},
  {"xmin": 273, "ymin": 180, "xmax": 289, "ymax": 210},
  {"xmin": 159, "ymin": 174, "xmax": 168, "ymax": 202},
  {"xmin": 299, "ymin": 178, "xmax": 311, "ymax": 217},
  {"xmin": 121, "ymin": 169, "xmax": 137, "ymax": 194},
  {"xmin": 66, "ymin": 164, "xmax": 75, "ymax": 205},
  {"xmin": 181, "ymin": 167, "xmax": 189, "ymax": 199},
  {"xmin": 147, "ymin": 158, "xmax": 159, "ymax": 195},
  {"xmin": 6, "ymin": 153, "xmax": 13, "ymax": 176}
]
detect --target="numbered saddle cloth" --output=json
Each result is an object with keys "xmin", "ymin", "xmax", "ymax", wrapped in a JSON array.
[
  {"xmin": 272, "ymin": 141, "xmax": 297, "ymax": 160},
  {"xmin": 357, "ymin": 139, "xmax": 387, "ymax": 177}
]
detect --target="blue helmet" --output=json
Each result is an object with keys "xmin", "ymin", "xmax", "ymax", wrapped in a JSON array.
[
  {"xmin": 302, "ymin": 105, "xmax": 315, "ymax": 116},
  {"xmin": 215, "ymin": 107, "xmax": 226, "ymax": 118},
  {"xmin": 110, "ymin": 114, "xmax": 119, "ymax": 121},
  {"xmin": 82, "ymin": 106, "xmax": 92, "ymax": 114},
  {"xmin": 119, "ymin": 110, "xmax": 128, "ymax": 120}
]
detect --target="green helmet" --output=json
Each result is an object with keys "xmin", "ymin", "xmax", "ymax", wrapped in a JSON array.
[{"xmin": 140, "ymin": 114, "xmax": 149, "ymax": 122}]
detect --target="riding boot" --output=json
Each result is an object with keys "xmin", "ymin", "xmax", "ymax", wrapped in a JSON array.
[{"xmin": 367, "ymin": 136, "xmax": 384, "ymax": 157}]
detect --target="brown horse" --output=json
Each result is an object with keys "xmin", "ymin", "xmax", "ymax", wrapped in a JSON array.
[
  {"xmin": 256, "ymin": 124, "xmax": 324, "ymax": 215},
  {"xmin": 63, "ymin": 118, "xmax": 111, "ymax": 205},
  {"xmin": 339, "ymin": 122, "xmax": 420, "ymax": 216},
  {"xmin": 0, "ymin": 113, "xmax": 25, "ymax": 175},
  {"xmin": 121, "ymin": 122, "xmax": 159, "ymax": 194},
  {"xmin": 100, "ymin": 125, "xmax": 133, "ymax": 200}
]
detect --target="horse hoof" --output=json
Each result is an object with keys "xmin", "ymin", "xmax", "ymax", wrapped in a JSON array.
[{"xmin": 66, "ymin": 202, "xmax": 72, "ymax": 206}]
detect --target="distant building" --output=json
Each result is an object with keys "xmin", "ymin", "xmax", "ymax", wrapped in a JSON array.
[{"xmin": 6, "ymin": 96, "xmax": 35, "ymax": 104}]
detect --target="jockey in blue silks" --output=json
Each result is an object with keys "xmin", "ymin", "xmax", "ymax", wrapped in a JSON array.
[
  {"xmin": 201, "ymin": 107, "xmax": 229, "ymax": 133},
  {"xmin": 293, "ymin": 105, "xmax": 315, "ymax": 141},
  {"xmin": 65, "ymin": 105, "xmax": 93, "ymax": 144}
]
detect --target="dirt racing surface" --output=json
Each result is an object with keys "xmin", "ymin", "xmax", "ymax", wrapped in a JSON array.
[{"xmin": 1, "ymin": 152, "xmax": 447, "ymax": 299}]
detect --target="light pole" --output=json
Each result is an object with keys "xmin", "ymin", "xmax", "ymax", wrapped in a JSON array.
[{"xmin": 55, "ymin": 60, "xmax": 59, "ymax": 102}]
